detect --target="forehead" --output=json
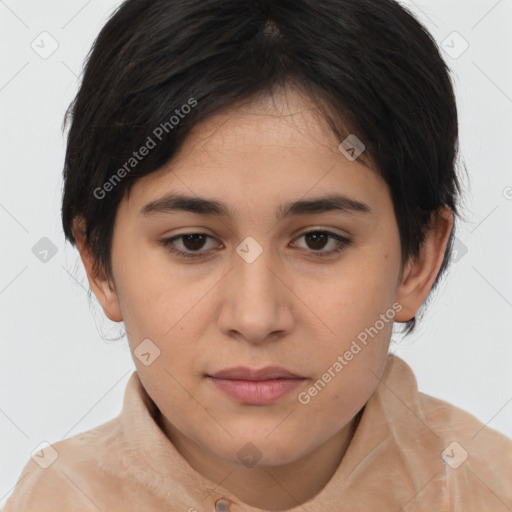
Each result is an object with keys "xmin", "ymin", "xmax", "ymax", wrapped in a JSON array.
[
  {"xmin": 178, "ymin": 88, "xmax": 368, "ymax": 164},
  {"xmin": 120, "ymin": 88, "xmax": 387, "ymax": 219}
]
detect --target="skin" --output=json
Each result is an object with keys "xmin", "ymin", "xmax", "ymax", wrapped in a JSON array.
[{"xmin": 73, "ymin": 86, "xmax": 453, "ymax": 509}]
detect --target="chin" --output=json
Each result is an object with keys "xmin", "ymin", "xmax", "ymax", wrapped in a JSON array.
[{"xmin": 211, "ymin": 435, "xmax": 311, "ymax": 468}]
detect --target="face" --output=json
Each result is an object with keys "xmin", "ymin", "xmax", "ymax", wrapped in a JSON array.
[{"xmin": 79, "ymin": 87, "xmax": 446, "ymax": 470}]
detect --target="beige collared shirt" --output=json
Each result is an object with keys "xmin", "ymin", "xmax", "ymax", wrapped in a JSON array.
[{"xmin": 3, "ymin": 354, "xmax": 512, "ymax": 511}]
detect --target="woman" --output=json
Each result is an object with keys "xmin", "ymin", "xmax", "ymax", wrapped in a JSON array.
[{"xmin": 4, "ymin": 0, "xmax": 511, "ymax": 510}]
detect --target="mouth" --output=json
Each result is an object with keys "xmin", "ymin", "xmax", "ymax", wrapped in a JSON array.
[{"xmin": 206, "ymin": 366, "xmax": 306, "ymax": 405}]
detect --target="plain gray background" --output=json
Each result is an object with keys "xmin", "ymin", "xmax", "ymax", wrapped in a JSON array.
[{"xmin": 1, "ymin": 0, "xmax": 511, "ymax": 505}]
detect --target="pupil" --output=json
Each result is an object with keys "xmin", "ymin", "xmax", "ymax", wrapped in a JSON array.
[
  {"xmin": 183, "ymin": 234, "xmax": 206, "ymax": 251},
  {"xmin": 306, "ymin": 232, "xmax": 327, "ymax": 250}
]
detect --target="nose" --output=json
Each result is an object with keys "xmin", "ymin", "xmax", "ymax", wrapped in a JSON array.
[{"xmin": 216, "ymin": 241, "xmax": 294, "ymax": 344}]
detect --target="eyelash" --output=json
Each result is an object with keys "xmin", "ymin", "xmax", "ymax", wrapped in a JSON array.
[{"xmin": 159, "ymin": 230, "xmax": 351, "ymax": 260}]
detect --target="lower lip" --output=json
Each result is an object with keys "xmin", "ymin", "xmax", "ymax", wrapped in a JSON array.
[{"xmin": 208, "ymin": 377, "xmax": 305, "ymax": 404}]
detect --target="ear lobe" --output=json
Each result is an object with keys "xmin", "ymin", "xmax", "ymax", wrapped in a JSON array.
[
  {"xmin": 394, "ymin": 207, "xmax": 454, "ymax": 323},
  {"xmin": 72, "ymin": 217, "xmax": 123, "ymax": 323}
]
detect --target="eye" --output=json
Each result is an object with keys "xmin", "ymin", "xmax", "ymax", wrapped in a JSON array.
[
  {"xmin": 159, "ymin": 230, "xmax": 351, "ymax": 260},
  {"xmin": 160, "ymin": 233, "xmax": 220, "ymax": 259},
  {"xmin": 292, "ymin": 230, "xmax": 351, "ymax": 258}
]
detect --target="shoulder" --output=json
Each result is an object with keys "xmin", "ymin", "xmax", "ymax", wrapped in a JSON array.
[
  {"xmin": 386, "ymin": 355, "xmax": 512, "ymax": 456},
  {"xmin": 417, "ymin": 389, "xmax": 512, "ymax": 507},
  {"xmin": 416, "ymin": 389, "xmax": 512, "ymax": 454},
  {"xmin": 383, "ymin": 355, "xmax": 512, "ymax": 508},
  {"xmin": 3, "ymin": 418, "xmax": 123, "ymax": 512},
  {"xmin": 2, "ymin": 461, "xmax": 93, "ymax": 512}
]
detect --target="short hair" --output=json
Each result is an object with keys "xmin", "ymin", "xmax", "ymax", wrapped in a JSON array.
[{"xmin": 61, "ymin": 0, "xmax": 465, "ymax": 335}]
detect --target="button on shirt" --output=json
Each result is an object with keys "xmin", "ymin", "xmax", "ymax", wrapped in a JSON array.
[{"xmin": 3, "ymin": 354, "xmax": 512, "ymax": 511}]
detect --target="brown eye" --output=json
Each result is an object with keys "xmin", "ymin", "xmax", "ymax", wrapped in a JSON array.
[
  {"xmin": 181, "ymin": 234, "xmax": 208, "ymax": 251},
  {"xmin": 303, "ymin": 232, "xmax": 329, "ymax": 251},
  {"xmin": 293, "ymin": 230, "xmax": 351, "ymax": 257},
  {"xmin": 160, "ymin": 233, "xmax": 219, "ymax": 259}
]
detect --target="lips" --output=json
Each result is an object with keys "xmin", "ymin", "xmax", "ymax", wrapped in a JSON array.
[
  {"xmin": 209, "ymin": 365, "xmax": 302, "ymax": 381},
  {"xmin": 207, "ymin": 366, "xmax": 305, "ymax": 404}
]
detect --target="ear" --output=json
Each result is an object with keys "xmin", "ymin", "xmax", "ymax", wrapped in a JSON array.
[
  {"xmin": 394, "ymin": 206, "xmax": 454, "ymax": 323},
  {"xmin": 72, "ymin": 217, "xmax": 123, "ymax": 322}
]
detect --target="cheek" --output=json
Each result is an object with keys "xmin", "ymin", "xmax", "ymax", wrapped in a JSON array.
[
  {"xmin": 308, "ymin": 263, "xmax": 397, "ymax": 336},
  {"xmin": 112, "ymin": 247, "xmax": 183, "ymax": 334},
  {"xmin": 301, "ymin": 257, "xmax": 397, "ymax": 384},
  {"xmin": 117, "ymin": 281, "xmax": 211, "ymax": 380},
  {"xmin": 302, "ymin": 321, "xmax": 392, "ymax": 424}
]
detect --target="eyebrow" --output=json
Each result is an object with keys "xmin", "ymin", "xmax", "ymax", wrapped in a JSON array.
[{"xmin": 140, "ymin": 193, "xmax": 371, "ymax": 220}]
